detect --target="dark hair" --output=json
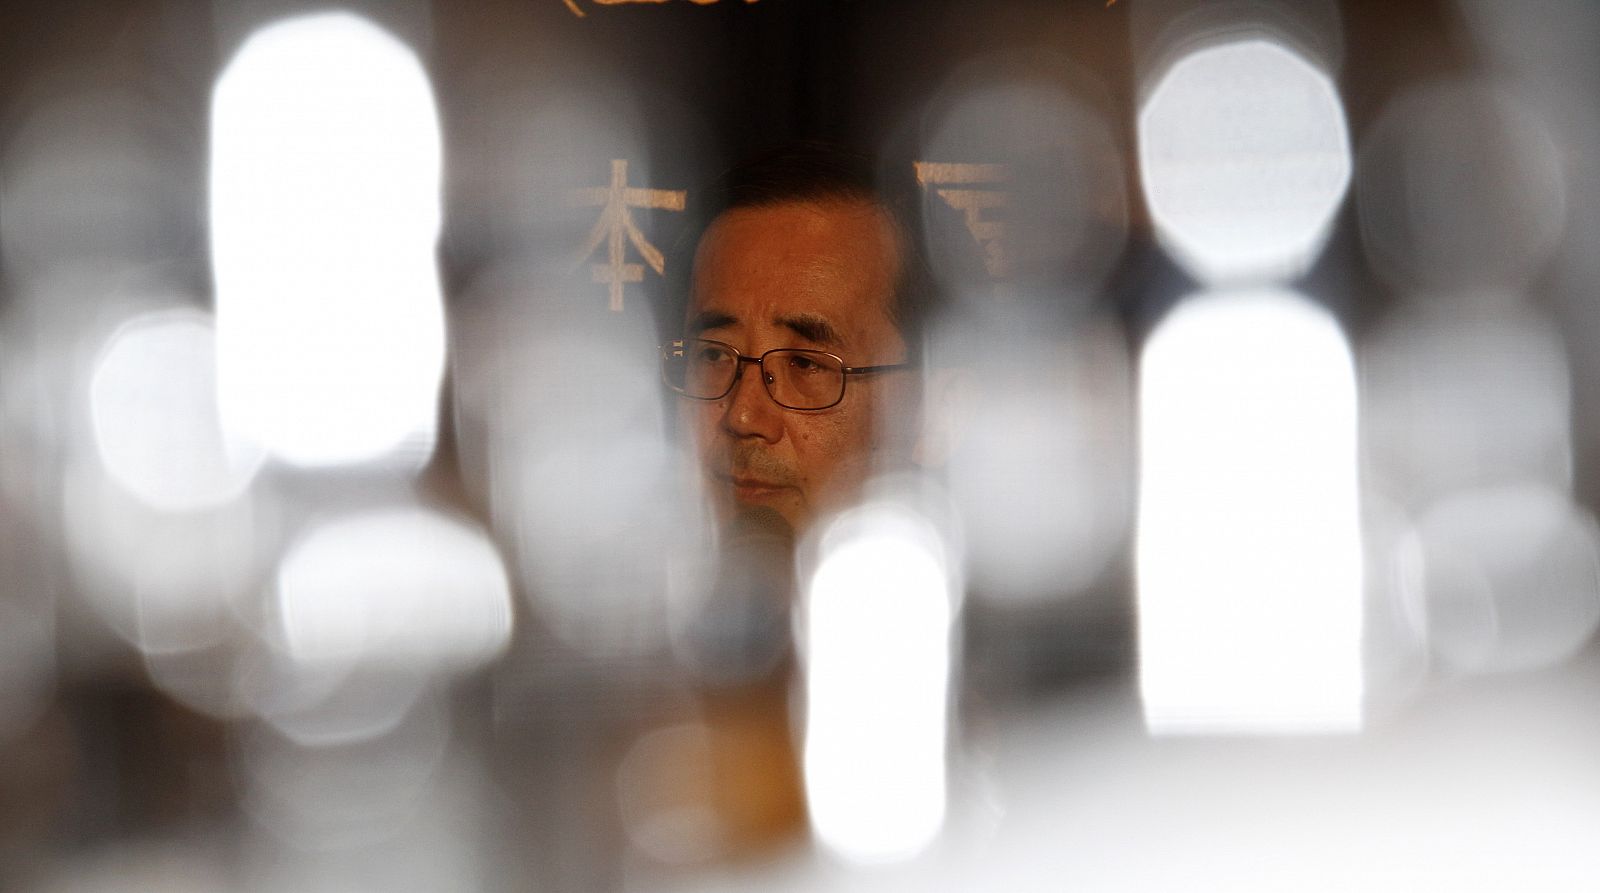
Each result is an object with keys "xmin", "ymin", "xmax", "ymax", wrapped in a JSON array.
[
  {"xmin": 720, "ymin": 140, "xmax": 880, "ymax": 209},
  {"xmin": 666, "ymin": 141, "xmax": 942, "ymax": 361}
]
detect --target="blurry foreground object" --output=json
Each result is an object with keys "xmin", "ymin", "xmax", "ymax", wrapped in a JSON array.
[
  {"xmin": 914, "ymin": 58, "xmax": 1135, "ymax": 607},
  {"xmin": 801, "ymin": 499, "xmax": 958, "ymax": 863},
  {"xmin": 1137, "ymin": 291, "xmax": 1363, "ymax": 734},
  {"xmin": 1135, "ymin": 34, "xmax": 1363, "ymax": 734},
  {"xmin": 618, "ymin": 508, "xmax": 806, "ymax": 868},
  {"xmin": 1355, "ymin": 72, "xmax": 1600, "ymax": 695},
  {"xmin": 210, "ymin": 11, "xmax": 446, "ymax": 469},
  {"xmin": 1138, "ymin": 37, "xmax": 1350, "ymax": 284}
]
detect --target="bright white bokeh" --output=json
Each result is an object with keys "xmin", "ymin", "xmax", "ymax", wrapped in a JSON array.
[
  {"xmin": 61, "ymin": 457, "xmax": 259, "ymax": 657},
  {"xmin": 803, "ymin": 504, "xmax": 953, "ymax": 863},
  {"xmin": 210, "ymin": 12, "xmax": 446, "ymax": 467},
  {"xmin": 275, "ymin": 508, "xmax": 513, "ymax": 674},
  {"xmin": 1401, "ymin": 483, "xmax": 1600, "ymax": 675},
  {"xmin": 1139, "ymin": 38, "xmax": 1351, "ymax": 284},
  {"xmin": 1137, "ymin": 289, "xmax": 1364, "ymax": 734},
  {"xmin": 89, "ymin": 309, "xmax": 264, "ymax": 512}
]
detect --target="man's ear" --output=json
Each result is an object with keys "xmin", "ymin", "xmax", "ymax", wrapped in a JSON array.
[{"xmin": 913, "ymin": 365, "xmax": 977, "ymax": 469}]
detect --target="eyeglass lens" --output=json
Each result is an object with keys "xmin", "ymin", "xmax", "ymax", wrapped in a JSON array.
[{"xmin": 674, "ymin": 341, "xmax": 844, "ymax": 409}]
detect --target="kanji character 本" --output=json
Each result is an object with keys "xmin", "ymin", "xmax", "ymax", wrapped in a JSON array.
[
  {"xmin": 914, "ymin": 161, "xmax": 1012, "ymax": 279},
  {"xmin": 572, "ymin": 159, "xmax": 686, "ymax": 312}
]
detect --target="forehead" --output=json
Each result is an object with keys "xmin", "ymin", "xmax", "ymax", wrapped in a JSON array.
[{"xmin": 687, "ymin": 199, "xmax": 903, "ymax": 350}]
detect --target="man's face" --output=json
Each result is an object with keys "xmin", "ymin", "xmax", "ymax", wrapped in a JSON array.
[{"xmin": 683, "ymin": 199, "xmax": 919, "ymax": 534}]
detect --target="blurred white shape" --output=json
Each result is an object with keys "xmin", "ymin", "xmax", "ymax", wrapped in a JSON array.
[
  {"xmin": 945, "ymin": 320, "xmax": 1132, "ymax": 601},
  {"xmin": 615, "ymin": 723, "xmax": 724, "ymax": 865},
  {"xmin": 62, "ymin": 458, "xmax": 259, "ymax": 656},
  {"xmin": 1357, "ymin": 81, "xmax": 1566, "ymax": 292},
  {"xmin": 1362, "ymin": 303, "xmax": 1572, "ymax": 503},
  {"xmin": 211, "ymin": 12, "xmax": 445, "ymax": 467},
  {"xmin": 966, "ymin": 653, "xmax": 1600, "ymax": 893},
  {"xmin": 1137, "ymin": 289, "xmax": 1363, "ymax": 734},
  {"xmin": 140, "ymin": 647, "xmax": 254, "ymax": 722},
  {"xmin": 248, "ymin": 658, "xmax": 433, "ymax": 748},
  {"xmin": 242, "ymin": 741, "xmax": 490, "ymax": 893},
  {"xmin": 1358, "ymin": 488, "xmax": 1433, "ymax": 710},
  {"xmin": 275, "ymin": 507, "xmax": 512, "ymax": 673},
  {"xmin": 514, "ymin": 436, "xmax": 680, "ymax": 654},
  {"xmin": 803, "ymin": 503, "xmax": 953, "ymax": 863},
  {"xmin": 89, "ymin": 309, "xmax": 264, "ymax": 512},
  {"xmin": 1403, "ymin": 484, "xmax": 1600, "ymax": 675},
  {"xmin": 238, "ymin": 689, "xmax": 450, "ymax": 851},
  {"xmin": 1139, "ymin": 38, "xmax": 1350, "ymax": 284},
  {"xmin": 469, "ymin": 305, "xmax": 684, "ymax": 659}
]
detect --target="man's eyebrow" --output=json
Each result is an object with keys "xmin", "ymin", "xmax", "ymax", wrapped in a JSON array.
[
  {"xmin": 687, "ymin": 310, "xmax": 737, "ymax": 335},
  {"xmin": 777, "ymin": 313, "xmax": 841, "ymax": 347}
]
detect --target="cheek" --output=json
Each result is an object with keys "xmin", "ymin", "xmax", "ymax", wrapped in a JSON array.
[{"xmin": 790, "ymin": 411, "xmax": 871, "ymax": 479}]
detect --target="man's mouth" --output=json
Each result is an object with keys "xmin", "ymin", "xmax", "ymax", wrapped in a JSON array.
[
  {"xmin": 710, "ymin": 448, "xmax": 796, "ymax": 505},
  {"xmin": 726, "ymin": 475, "xmax": 790, "ymax": 501}
]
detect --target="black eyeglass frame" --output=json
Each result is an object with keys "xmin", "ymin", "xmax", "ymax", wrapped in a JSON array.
[{"xmin": 660, "ymin": 338, "xmax": 913, "ymax": 411}]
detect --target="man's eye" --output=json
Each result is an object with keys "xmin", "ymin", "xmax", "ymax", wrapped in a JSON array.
[
  {"xmin": 694, "ymin": 347, "xmax": 731, "ymax": 365},
  {"xmin": 787, "ymin": 354, "xmax": 822, "ymax": 373}
]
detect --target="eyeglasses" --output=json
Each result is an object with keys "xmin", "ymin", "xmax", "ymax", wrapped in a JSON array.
[{"xmin": 660, "ymin": 338, "xmax": 912, "ymax": 410}]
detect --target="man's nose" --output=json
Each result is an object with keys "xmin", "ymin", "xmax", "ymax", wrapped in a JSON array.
[{"xmin": 721, "ymin": 357, "xmax": 784, "ymax": 441}]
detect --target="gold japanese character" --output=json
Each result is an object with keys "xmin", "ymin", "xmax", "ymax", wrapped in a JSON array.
[
  {"xmin": 914, "ymin": 161, "xmax": 1012, "ymax": 279},
  {"xmin": 571, "ymin": 159, "xmax": 686, "ymax": 312}
]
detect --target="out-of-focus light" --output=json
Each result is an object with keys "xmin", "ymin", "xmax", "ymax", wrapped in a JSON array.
[
  {"xmin": 1359, "ymin": 488, "xmax": 1434, "ymax": 708},
  {"xmin": 1401, "ymin": 484, "xmax": 1600, "ymax": 675},
  {"xmin": 210, "ymin": 12, "xmax": 445, "ymax": 467},
  {"xmin": 1362, "ymin": 303, "xmax": 1572, "ymax": 503},
  {"xmin": 275, "ymin": 507, "xmax": 512, "ymax": 674},
  {"xmin": 469, "ymin": 307, "xmax": 684, "ymax": 659},
  {"xmin": 915, "ymin": 73, "xmax": 1128, "ymax": 298},
  {"xmin": 1357, "ymin": 81, "xmax": 1566, "ymax": 293},
  {"xmin": 1137, "ymin": 289, "xmax": 1363, "ymax": 734},
  {"xmin": 944, "ymin": 321, "xmax": 1132, "ymax": 601},
  {"xmin": 615, "ymin": 723, "xmax": 723, "ymax": 865},
  {"xmin": 62, "ymin": 459, "xmax": 259, "ymax": 656},
  {"xmin": 803, "ymin": 503, "xmax": 954, "ymax": 863},
  {"xmin": 88, "ymin": 309, "xmax": 263, "ymax": 512},
  {"xmin": 238, "ymin": 690, "xmax": 450, "ymax": 851},
  {"xmin": 513, "ymin": 436, "xmax": 680, "ymax": 655},
  {"xmin": 246, "ymin": 658, "xmax": 433, "ymax": 748},
  {"xmin": 964, "ymin": 653, "xmax": 1600, "ymax": 892},
  {"xmin": 140, "ymin": 647, "xmax": 254, "ymax": 722},
  {"xmin": 1138, "ymin": 38, "xmax": 1351, "ymax": 284}
]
